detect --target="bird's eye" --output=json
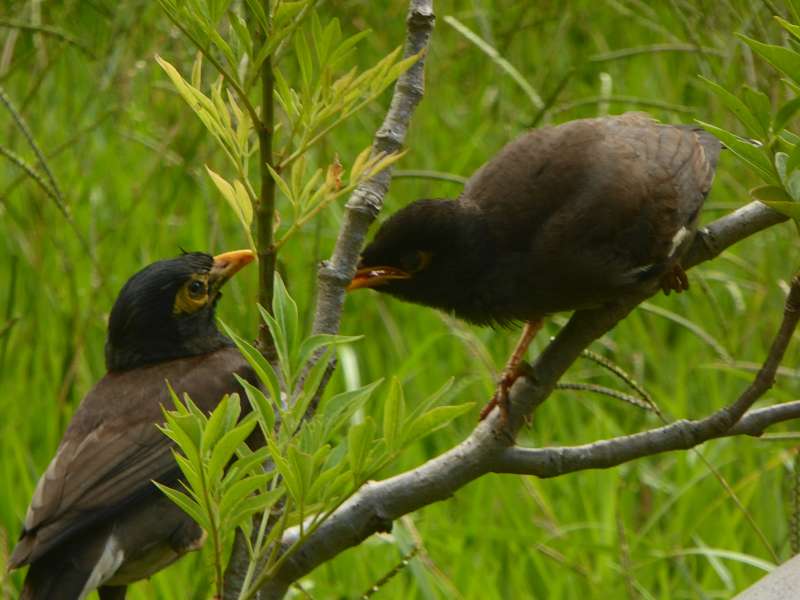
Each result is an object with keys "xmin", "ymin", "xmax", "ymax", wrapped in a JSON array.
[
  {"xmin": 187, "ymin": 280, "xmax": 206, "ymax": 298},
  {"xmin": 400, "ymin": 251, "xmax": 432, "ymax": 273},
  {"xmin": 173, "ymin": 277, "xmax": 210, "ymax": 315}
]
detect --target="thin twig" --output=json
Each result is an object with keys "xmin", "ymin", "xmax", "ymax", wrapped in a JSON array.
[
  {"xmin": 556, "ymin": 382, "xmax": 655, "ymax": 412},
  {"xmin": 258, "ymin": 202, "xmax": 792, "ymax": 595},
  {"xmin": 589, "ymin": 43, "xmax": 724, "ymax": 63},
  {"xmin": 0, "ymin": 18, "xmax": 95, "ymax": 57},
  {"xmin": 311, "ymin": 1, "xmax": 435, "ymax": 337},
  {"xmin": 551, "ymin": 95, "xmax": 694, "ymax": 116}
]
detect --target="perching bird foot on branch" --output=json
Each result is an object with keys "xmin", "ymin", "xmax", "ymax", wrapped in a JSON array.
[{"xmin": 348, "ymin": 112, "xmax": 721, "ymax": 423}]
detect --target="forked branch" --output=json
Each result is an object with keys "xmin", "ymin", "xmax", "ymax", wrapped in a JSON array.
[{"xmin": 258, "ymin": 202, "xmax": 795, "ymax": 597}]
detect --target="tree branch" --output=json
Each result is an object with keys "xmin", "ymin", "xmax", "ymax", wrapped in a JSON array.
[
  {"xmin": 311, "ymin": 0, "xmax": 435, "ymax": 336},
  {"xmin": 258, "ymin": 201, "xmax": 793, "ymax": 595},
  {"xmin": 497, "ymin": 275, "xmax": 800, "ymax": 476}
]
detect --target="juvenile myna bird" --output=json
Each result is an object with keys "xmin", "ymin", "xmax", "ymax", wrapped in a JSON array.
[
  {"xmin": 348, "ymin": 113, "xmax": 721, "ymax": 418},
  {"xmin": 9, "ymin": 250, "xmax": 256, "ymax": 600}
]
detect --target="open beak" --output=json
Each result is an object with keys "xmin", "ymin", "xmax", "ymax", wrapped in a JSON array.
[
  {"xmin": 209, "ymin": 249, "xmax": 255, "ymax": 292},
  {"xmin": 347, "ymin": 265, "xmax": 411, "ymax": 291}
]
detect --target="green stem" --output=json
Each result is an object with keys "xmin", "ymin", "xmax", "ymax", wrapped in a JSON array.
[
  {"xmin": 197, "ymin": 460, "xmax": 224, "ymax": 598},
  {"xmin": 256, "ymin": 1, "xmax": 278, "ymax": 358}
]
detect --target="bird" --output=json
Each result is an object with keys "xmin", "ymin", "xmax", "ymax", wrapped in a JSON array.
[
  {"xmin": 9, "ymin": 249, "xmax": 257, "ymax": 600},
  {"xmin": 347, "ymin": 113, "xmax": 721, "ymax": 420}
]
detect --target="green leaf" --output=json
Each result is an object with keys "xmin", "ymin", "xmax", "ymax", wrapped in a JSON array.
[
  {"xmin": 700, "ymin": 77, "xmax": 764, "ymax": 137},
  {"xmin": 776, "ymin": 15, "xmax": 800, "ymax": 42},
  {"xmin": 288, "ymin": 347, "xmax": 332, "ymax": 423},
  {"xmin": 208, "ymin": 414, "xmax": 257, "ymax": 483},
  {"xmin": 228, "ymin": 488, "xmax": 284, "ymax": 529},
  {"xmin": 384, "ymin": 51, "xmax": 423, "ymax": 89},
  {"xmin": 222, "ymin": 446, "xmax": 270, "ymax": 490},
  {"xmin": 318, "ymin": 380, "xmax": 382, "ymax": 442},
  {"xmin": 742, "ymin": 86, "xmax": 771, "ymax": 138},
  {"xmin": 307, "ymin": 463, "xmax": 342, "ymax": 500},
  {"xmin": 738, "ymin": 34, "xmax": 800, "ymax": 82},
  {"xmin": 156, "ymin": 55, "xmax": 217, "ymax": 117},
  {"xmin": 696, "ymin": 121, "xmax": 777, "ymax": 184},
  {"xmin": 211, "ymin": 78, "xmax": 231, "ymax": 131},
  {"xmin": 295, "ymin": 32, "xmax": 314, "ymax": 96},
  {"xmin": 219, "ymin": 473, "xmax": 271, "ymax": 520},
  {"xmin": 404, "ymin": 403, "xmax": 474, "ymax": 446},
  {"xmin": 173, "ymin": 453, "xmax": 204, "ymax": 501},
  {"xmin": 762, "ymin": 200, "xmax": 800, "ymax": 220},
  {"xmin": 329, "ymin": 30, "xmax": 371, "ymax": 69},
  {"xmin": 316, "ymin": 16, "xmax": 341, "ymax": 69},
  {"xmin": 201, "ymin": 394, "xmax": 238, "ymax": 453},
  {"xmin": 154, "ymin": 483, "xmax": 210, "ymax": 530},
  {"xmin": 781, "ymin": 130, "xmax": 800, "ymax": 146},
  {"xmin": 191, "ymin": 51, "xmax": 203, "ymax": 88},
  {"xmin": 220, "ymin": 320, "xmax": 283, "ymax": 407},
  {"xmin": 295, "ymin": 333, "xmax": 362, "ymax": 374},
  {"xmin": 288, "ymin": 445, "xmax": 319, "ymax": 503},
  {"xmin": 347, "ymin": 417, "xmax": 375, "ymax": 480},
  {"xmin": 266, "ymin": 163, "xmax": 294, "ymax": 205},
  {"xmin": 235, "ymin": 375, "xmax": 276, "ymax": 439},
  {"xmin": 787, "ymin": 144, "xmax": 800, "ymax": 183},
  {"xmin": 270, "ymin": 439, "xmax": 302, "ymax": 502},
  {"xmin": 273, "ymin": 67, "xmax": 299, "ymax": 119},
  {"xmin": 776, "ymin": 152, "xmax": 790, "ymax": 183},
  {"xmin": 788, "ymin": 171, "xmax": 800, "ymax": 202},
  {"xmin": 229, "ymin": 12, "xmax": 252, "ymax": 55},
  {"xmin": 382, "ymin": 377, "xmax": 405, "ymax": 451},
  {"xmin": 266, "ymin": 274, "xmax": 299, "ymax": 377},
  {"xmin": 205, "ymin": 166, "xmax": 253, "ymax": 238},
  {"xmin": 158, "ymin": 413, "xmax": 197, "ymax": 461},
  {"xmin": 274, "ymin": 0, "xmax": 307, "ymax": 23},
  {"xmin": 774, "ymin": 97, "xmax": 800, "ymax": 133},
  {"xmin": 313, "ymin": 468, "xmax": 351, "ymax": 504},
  {"xmin": 244, "ymin": 0, "xmax": 269, "ymax": 32},
  {"xmin": 180, "ymin": 392, "xmax": 207, "ymax": 423},
  {"xmin": 751, "ymin": 185, "xmax": 793, "ymax": 204},
  {"xmin": 365, "ymin": 150, "xmax": 408, "ymax": 181},
  {"xmin": 405, "ymin": 377, "xmax": 455, "ymax": 423}
]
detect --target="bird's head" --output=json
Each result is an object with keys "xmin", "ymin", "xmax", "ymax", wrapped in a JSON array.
[
  {"xmin": 105, "ymin": 249, "xmax": 254, "ymax": 372},
  {"xmin": 348, "ymin": 199, "xmax": 487, "ymax": 319}
]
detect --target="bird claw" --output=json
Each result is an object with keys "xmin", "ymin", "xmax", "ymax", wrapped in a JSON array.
[
  {"xmin": 660, "ymin": 264, "xmax": 689, "ymax": 295},
  {"xmin": 480, "ymin": 363, "xmax": 531, "ymax": 423}
]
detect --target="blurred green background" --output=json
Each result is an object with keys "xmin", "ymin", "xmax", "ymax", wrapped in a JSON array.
[{"xmin": 2, "ymin": 1, "xmax": 800, "ymax": 598}]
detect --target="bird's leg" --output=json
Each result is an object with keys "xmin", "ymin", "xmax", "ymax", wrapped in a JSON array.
[
  {"xmin": 660, "ymin": 263, "xmax": 689, "ymax": 295},
  {"xmin": 99, "ymin": 585, "xmax": 128, "ymax": 600},
  {"xmin": 480, "ymin": 319, "xmax": 544, "ymax": 422}
]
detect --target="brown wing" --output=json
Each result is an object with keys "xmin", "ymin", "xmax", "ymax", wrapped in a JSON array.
[
  {"xmin": 9, "ymin": 345, "xmax": 256, "ymax": 568},
  {"xmin": 466, "ymin": 113, "xmax": 718, "ymax": 270},
  {"xmin": 458, "ymin": 113, "xmax": 720, "ymax": 315}
]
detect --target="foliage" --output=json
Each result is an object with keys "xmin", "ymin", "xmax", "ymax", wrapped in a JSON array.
[
  {"xmin": 158, "ymin": 274, "xmax": 471, "ymax": 598},
  {"xmin": 155, "ymin": 0, "xmax": 414, "ymax": 251},
  {"xmin": 704, "ymin": 13, "xmax": 800, "ymax": 222}
]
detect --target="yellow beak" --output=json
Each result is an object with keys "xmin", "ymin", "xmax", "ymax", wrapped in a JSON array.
[
  {"xmin": 209, "ymin": 249, "xmax": 255, "ymax": 290},
  {"xmin": 346, "ymin": 265, "xmax": 411, "ymax": 291}
]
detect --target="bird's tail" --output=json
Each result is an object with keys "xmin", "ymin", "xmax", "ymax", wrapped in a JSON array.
[{"xmin": 20, "ymin": 557, "xmax": 93, "ymax": 600}]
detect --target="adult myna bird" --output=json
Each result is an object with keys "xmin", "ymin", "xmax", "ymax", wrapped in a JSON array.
[
  {"xmin": 348, "ymin": 113, "xmax": 721, "ymax": 419},
  {"xmin": 9, "ymin": 250, "xmax": 257, "ymax": 600}
]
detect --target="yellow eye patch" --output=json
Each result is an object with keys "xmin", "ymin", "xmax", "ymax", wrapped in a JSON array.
[{"xmin": 173, "ymin": 274, "xmax": 210, "ymax": 315}]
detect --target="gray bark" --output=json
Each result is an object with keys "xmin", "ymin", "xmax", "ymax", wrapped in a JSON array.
[{"xmin": 258, "ymin": 202, "xmax": 795, "ymax": 597}]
